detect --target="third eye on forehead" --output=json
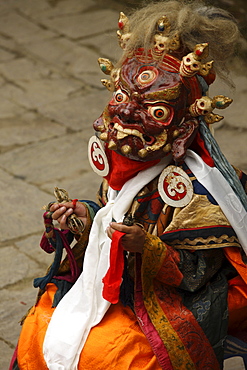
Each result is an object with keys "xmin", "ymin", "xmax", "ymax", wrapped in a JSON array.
[{"xmin": 135, "ymin": 66, "xmax": 158, "ymax": 87}]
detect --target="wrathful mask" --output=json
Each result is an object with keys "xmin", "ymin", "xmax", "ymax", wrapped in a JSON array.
[
  {"xmin": 94, "ymin": 47, "xmax": 205, "ymax": 163},
  {"xmin": 93, "ymin": 13, "xmax": 232, "ymax": 163}
]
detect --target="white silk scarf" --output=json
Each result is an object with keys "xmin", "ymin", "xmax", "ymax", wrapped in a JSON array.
[
  {"xmin": 43, "ymin": 156, "xmax": 171, "ymax": 370},
  {"xmin": 185, "ymin": 150, "xmax": 247, "ymax": 254},
  {"xmin": 43, "ymin": 150, "xmax": 247, "ymax": 370}
]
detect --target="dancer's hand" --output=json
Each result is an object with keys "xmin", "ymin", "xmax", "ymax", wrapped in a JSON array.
[
  {"xmin": 106, "ymin": 222, "xmax": 146, "ymax": 253},
  {"xmin": 50, "ymin": 201, "xmax": 87, "ymax": 230}
]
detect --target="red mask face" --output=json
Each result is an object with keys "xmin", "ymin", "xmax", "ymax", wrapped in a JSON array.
[{"xmin": 94, "ymin": 51, "xmax": 198, "ymax": 162}]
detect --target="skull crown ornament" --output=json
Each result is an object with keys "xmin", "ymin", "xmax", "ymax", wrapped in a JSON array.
[
  {"xmin": 151, "ymin": 16, "xmax": 180, "ymax": 60},
  {"xmin": 94, "ymin": 12, "xmax": 232, "ymax": 163}
]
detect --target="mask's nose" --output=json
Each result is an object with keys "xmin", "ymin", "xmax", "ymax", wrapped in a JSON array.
[{"xmin": 117, "ymin": 102, "xmax": 140, "ymax": 124}]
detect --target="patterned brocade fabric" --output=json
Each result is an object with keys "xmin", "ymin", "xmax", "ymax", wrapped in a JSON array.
[
  {"xmin": 140, "ymin": 233, "xmax": 228, "ymax": 369},
  {"xmin": 161, "ymin": 194, "xmax": 240, "ymax": 250},
  {"xmin": 133, "ymin": 163, "xmax": 241, "ymax": 252},
  {"xmin": 128, "ymin": 163, "xmax": 244, "ymax": 369}
]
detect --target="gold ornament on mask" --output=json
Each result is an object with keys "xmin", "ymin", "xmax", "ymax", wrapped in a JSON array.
[
  {"xmin": 98, "ymin": 58, "xmax": 114, "ymax": 75},
  {"xmin": 180, "ymin": 43, "xmax": 214, "ymax": 78},
  {"xmin": 101, "ymin": 79, "xmax": 113, "ymax": 91},
  {"xmin": 98, "ymin": 58, "xmax": 120, "ymax": 91},
  {"xmin": 204, "ymin": 113, "xmax": 224, "ymax": 125},
  {"xmin": 157, "ymin": 15, "xmax": 171, "ymax": 35},
  {"xmin": 117, "ymin": 12, "xmax": 131, "ymax": 50},
  {"xmin": 144, "ymin": 83, "xmax": 181, "ymax": 101},
  {"xmin": 189, "ymin": 95, "xmax": 233, "ymax": 124},
  {"xmin": 151, "ymin": 15, "xmax": 180, "ymax": 60},
  {"xmin": 211, "ymin": 95, "xmax": 233, "ymax": 109},
  {"xmin": 169, "ymin": 33, "xmax": 180, "ymax": 52}
]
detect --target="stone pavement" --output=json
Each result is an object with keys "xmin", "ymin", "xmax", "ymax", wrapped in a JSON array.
[{"xmin": 0, "ymin": 0, "xmax": 246, "ymax": 369}]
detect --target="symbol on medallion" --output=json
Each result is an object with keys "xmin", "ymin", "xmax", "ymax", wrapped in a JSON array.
[
  {"xmin": 88, "ymin": 136, "xmax": 109, "ymax": 176},
  {"xmin": 158, "ymin": 165, "xmax": 193, "ymax": 207}
]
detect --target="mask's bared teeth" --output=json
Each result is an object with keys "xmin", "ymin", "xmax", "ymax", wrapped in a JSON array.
[
  {"xmin": 99, "ymin": 132, "xmax": 108, "ymax": 141},
  {"xmin": 121, "ymin": 145, "xmax": 132, "ymax": 155},
  {"xmin": 117, "ymin": 131, "xmax": 128, "ymax": 140},
  {"xmin": 108, "ymin": 140, "xmax": 117, "ymax": 150},
  {"xmin": 96, "ymin": 124, "xmax": 105, "ymax": 132},
  {"xmin": 138, "ymin": 148, "xmax": 148, "ymax": 158},
  {"xmin": 163, "ymin": 143, "xmax": 171, "ymax": 153},
  {"xmin": 114, "ymin": 122, "xmax": 144, "ymax": 142}
]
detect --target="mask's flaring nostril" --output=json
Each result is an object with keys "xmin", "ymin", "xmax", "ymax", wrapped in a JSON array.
[{"xmin": 143, "ymin": 135, "xmax": 154, "ymax": 144}]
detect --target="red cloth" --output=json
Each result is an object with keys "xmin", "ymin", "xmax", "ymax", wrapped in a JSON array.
[
  {"xmin": 102, "ymin": 230, "xmax": 126, "ymax": 304},
  {"xmin": 190, "ymin": 131, "xmax": 215, "ymax": 167},
  {"xmin": 104, "ymin": 149, "xmax": 160, "ymax": 190},
  {"xmin": 103, "ymin": 132, "xmax": 214, "ymax": 192}
]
